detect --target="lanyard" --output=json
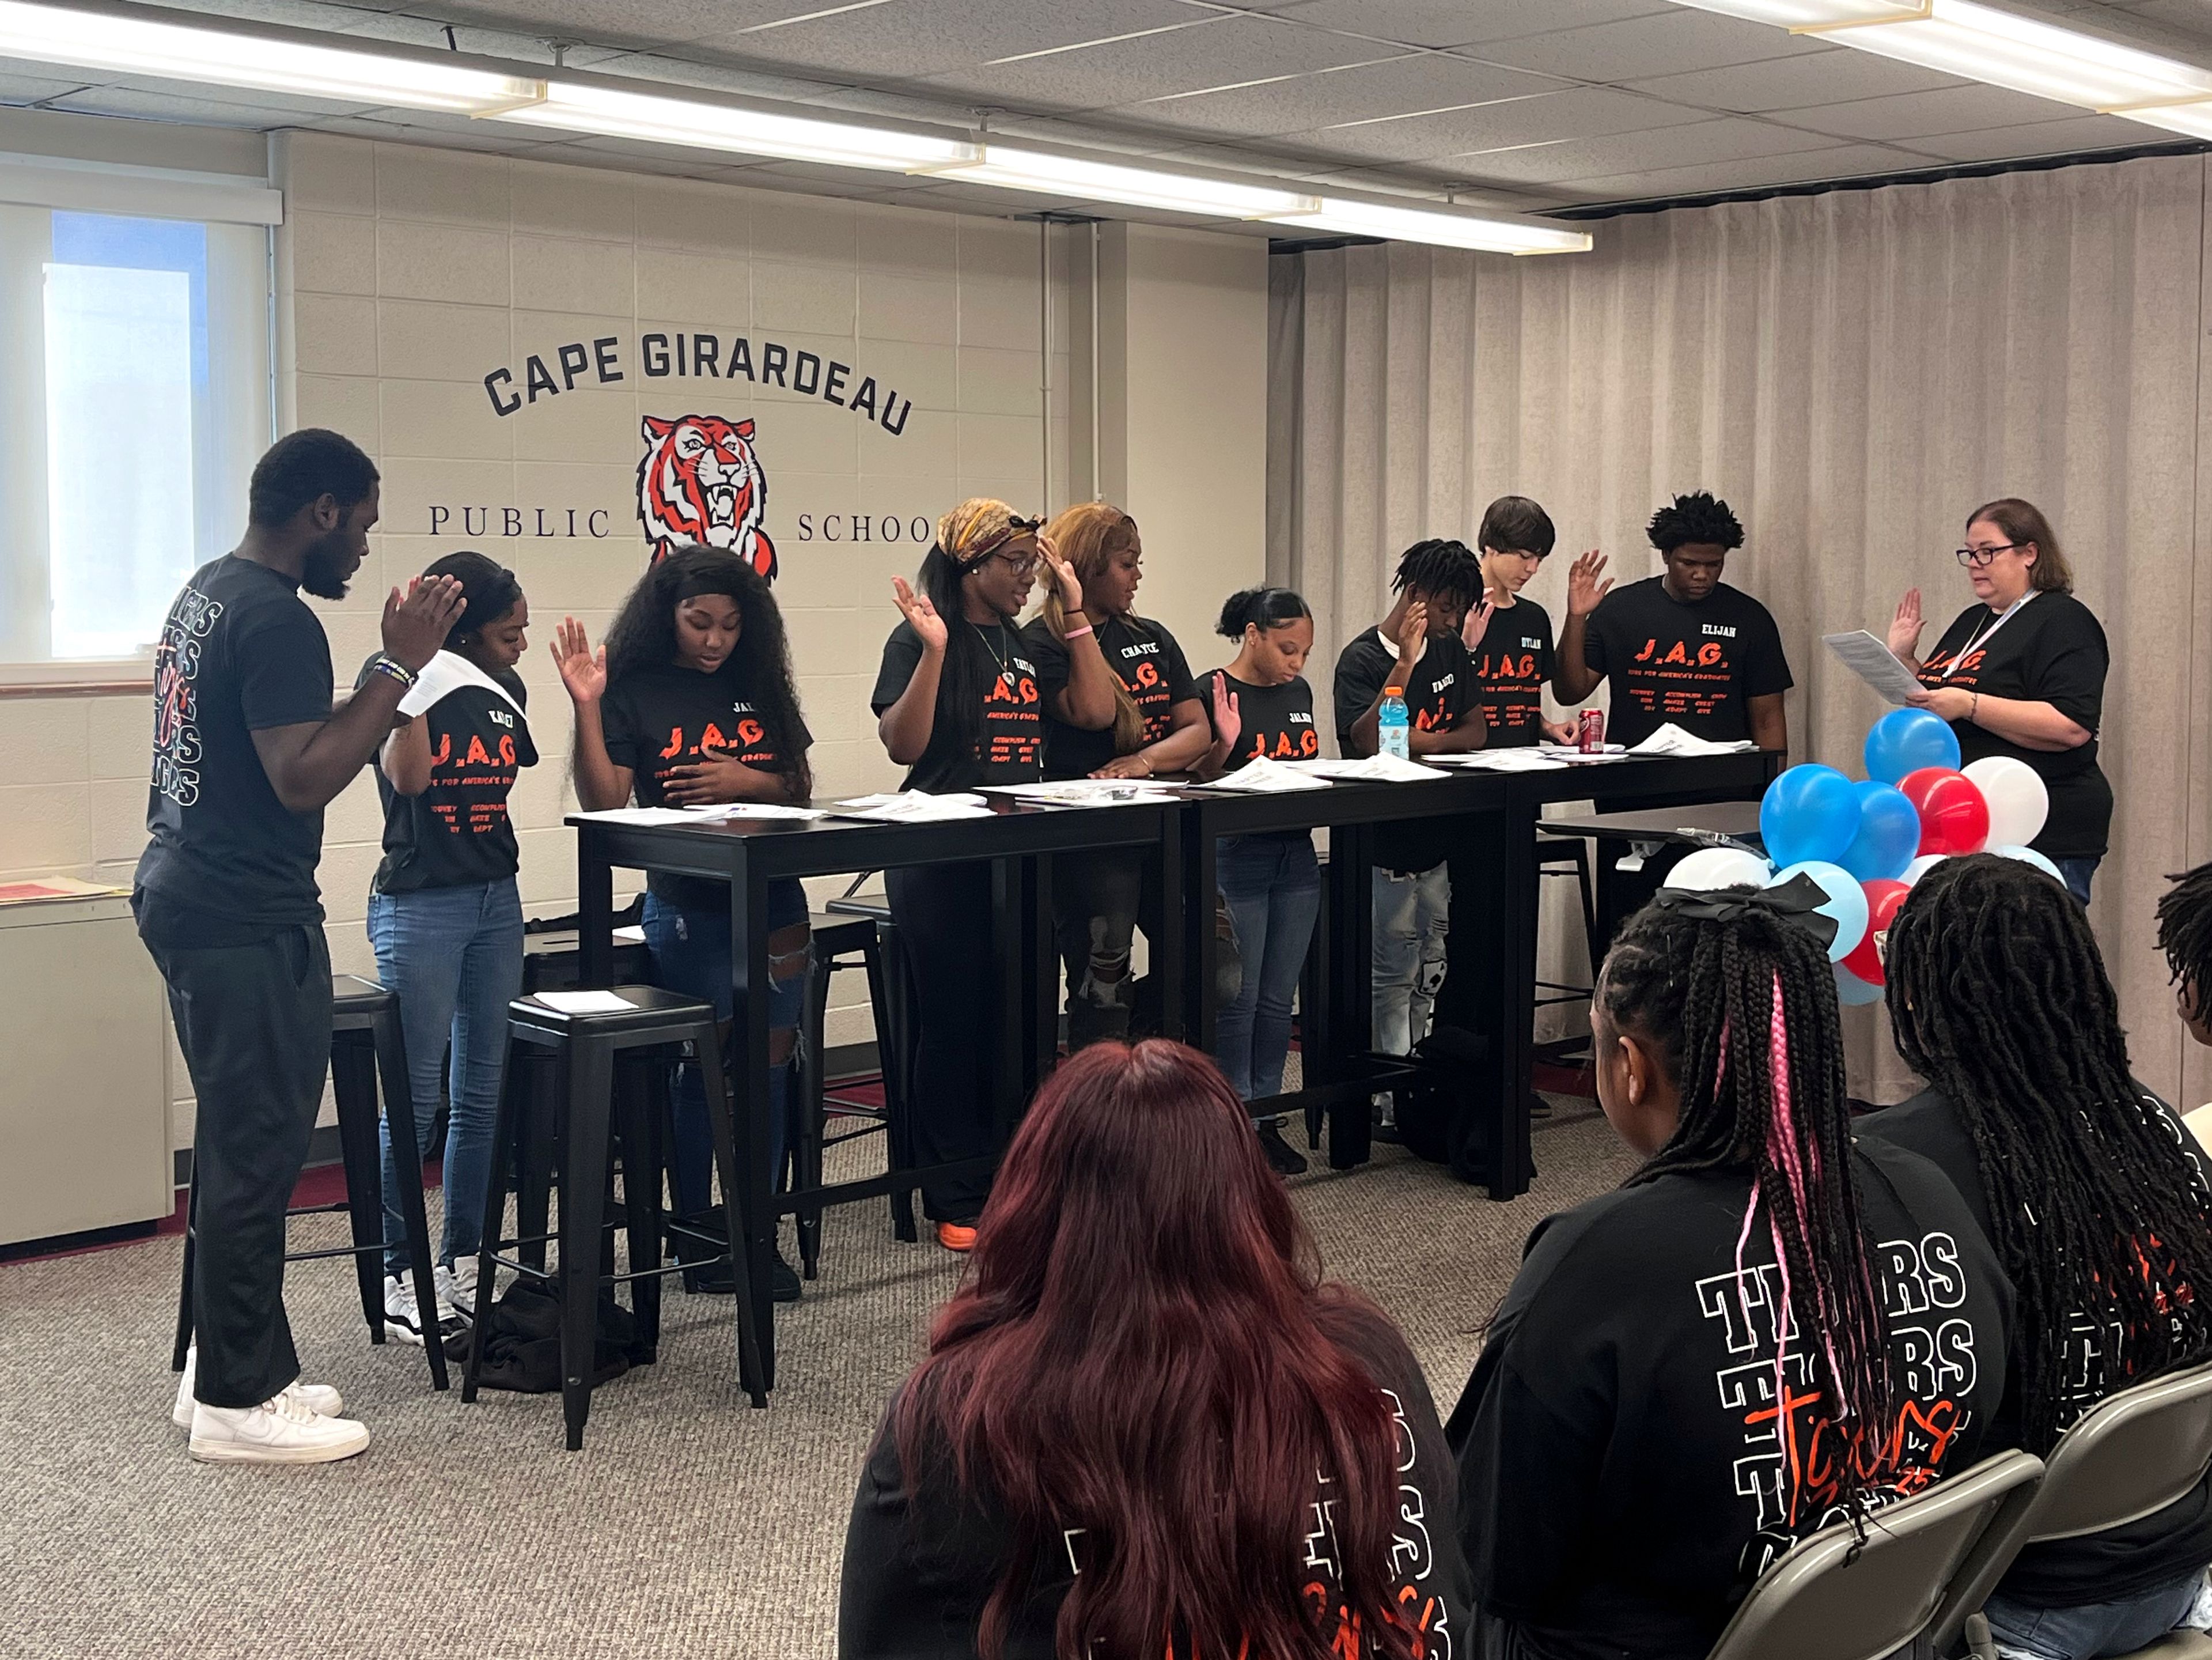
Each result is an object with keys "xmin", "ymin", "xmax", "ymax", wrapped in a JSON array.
[{"xmin": 1938, "ymin": 591, "xmax": 2036, "ymax": 680}]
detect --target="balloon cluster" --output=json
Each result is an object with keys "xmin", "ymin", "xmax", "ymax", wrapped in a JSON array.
[{"xmin": 1671, "ymin": 709, "xmax": 2059, "ymax": 1005}]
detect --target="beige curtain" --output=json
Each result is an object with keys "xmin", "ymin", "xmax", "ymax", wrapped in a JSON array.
[{"xmin": 1268, "ymin": 154, "xmax": 2212, "ymax": 1107}]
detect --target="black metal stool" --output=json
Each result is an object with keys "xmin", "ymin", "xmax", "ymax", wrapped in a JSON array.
[
  {"xmin": 1534, "ymin": 835, "xmax": 1605, "ymax": 1067},
  {"xmin": 464, "ymin": 986, "xmax": 764, "ymax": 1450},
  {"xmin": 170, "ymin": 974, "xmax": 446, "ymax": 1391}
]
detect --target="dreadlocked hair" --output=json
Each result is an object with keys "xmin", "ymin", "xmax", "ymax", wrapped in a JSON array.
[
  {"xmin": 1040, "ymin": 502, "xmax": 1146, "ymax": 754},
  {"xmin": 2157, "ymin": 859, "xmax": 2212, "ymax": 1019},
  {"xmin": 1603, "ymin": 894, "xmax": 1894, "ymax": 1503},
  {"xmin": 1647, "ymin": 490, "xmax": 1744, "ymax": 553},
  {"xmin": 1389, "ymin": 538, "xmax": 1482, "ymax": 612},
  {"xmin": 1887, "ymin": 853, "xmax": 2212, "ymax": 1453}
]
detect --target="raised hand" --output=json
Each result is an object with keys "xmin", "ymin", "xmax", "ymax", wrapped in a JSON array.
[
  {"xmin": 381, "ymin": 574, "xmax": 465, "ymax": 672},
  {"xmin": 1210, "ymin": 675, "xmax": 1241, "ymax": 755},
  {"xmin": 1397, "ymin": 600, "xmax": 1429, "ymax": 667},
  {"xmin": 1039, "ymin": 536, "xmax": 1084, "ymax": 614},
  {"xmin": 1566, "ymin": 549, "xmax": 1612, "ymax": 618},
  {"xmin": 891, "ymin": 575, "xmax": 949, "ymax": 653},
  {"xmin": 1462, "ymin": 596, "xmax": 1497, "ymax": 652},
  {"xmin": 548, "ymin": 616, "xmax": 607, "ymax": 706},
  {"xmin": 1888, "ymin": 587, "xmax": 1925, "ymax": 660}
]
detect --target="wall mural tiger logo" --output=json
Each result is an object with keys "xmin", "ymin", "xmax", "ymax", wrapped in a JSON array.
[{"xmin": 637, "ymin": 413, "xmax": 777, "ymax": 578}]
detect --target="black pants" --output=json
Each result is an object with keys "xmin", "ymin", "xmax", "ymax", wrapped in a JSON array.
[
  {"xmin": 885, "ymin": 861, "xmax": 999, "ymax": 1224},
  {"xmin": 146, "ymin": 924, "xmax": 332, "ymax": 1408}
]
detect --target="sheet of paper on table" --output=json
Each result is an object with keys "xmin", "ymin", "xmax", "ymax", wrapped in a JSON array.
[
  {"xmin": 1434, "ymin": 747, "xmax": 1572, "ymax": 772},
  {"xmin": 1193, "ymin": 755, "xmax": 1332, "ymax": 793},
  {"xmin": 695, "ymin": 803, "xmax": 827, "ymax": 820},
  {"xmin": 1626, "ymin": 723, "xmax": 1759, "ymax": 758},
  {"xmin": 830, "ymin": 791, "xmax": 995, "ymax": 823},
  {"xmin": 571, "ymin": 807, "xmax": 703, "ymax": 826},
  {"xmin": 1822, "ymin": 630, "xmax": 1924, "ymax": 706},
  {"xmin": 535, "ymin": 989, "xmax": 636, "ymax": 1014},
  {"xmin": 982, "ymin": 781, "xmax": 1182, "ymax": 807},
  {"xmin": 1285, "ymin": 755, "xmax": 1451, "ymax": 783}
]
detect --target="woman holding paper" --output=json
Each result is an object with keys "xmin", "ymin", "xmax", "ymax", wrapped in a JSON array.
[
  {"xmin": 553, "ymin": 547, "xmax": 815, "ymax": 1299},
  {"xmin": 1200, "ymin": 587, "xmax": 1321, "ymax": 1173},
  {"xmin": 364, "ymin": 551, "xmax": 537, "ymax": 1342},
  {"xmin": 1888, "ymin": 498, "xmax": 2111, "ymax": 901}
]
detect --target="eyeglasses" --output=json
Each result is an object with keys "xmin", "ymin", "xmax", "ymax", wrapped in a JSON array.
[
  {"xmin": 1956, "ymin": 543, "xmax": 2024, "ymax": 568},
  {"xmin": 989, "ymin": 549, "xmax": 1040, "ymax": 576}
]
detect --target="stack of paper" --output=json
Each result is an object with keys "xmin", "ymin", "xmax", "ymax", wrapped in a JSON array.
[
  {"xmin": 984, "ymin": 780, "xmax": 1181, "ymax": 807},
  {"xmin": 1285, "ymin": 755, "xmax": 1451, "ymax": 784},
  {"xmin": 1433, "ymin": 748, "xmax": 1571, "ymax": 772},
  {"xmin": 699, "ymin": 802, "xmax": 827, "ymax": 821},
  {"xmin": 1198, "ymin": 756, "xmax": 1332, "ymax": 793},
  {"xmin": 1628, "ymin": 724, "xmax": 1759, "ymax": 758},
  {"xmin": 830, "ymin": 791, "xmax": 995, "ymax": 823},
  {"xmin": 573, "ymin": 806, "xmax": 704, "ymax": 826},
  {"xmin": 1823, "ymin": 630, "xmax": 1924, "ymax": 705}
]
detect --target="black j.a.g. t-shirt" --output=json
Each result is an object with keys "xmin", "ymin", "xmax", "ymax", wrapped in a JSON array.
[
  {"xmin": 1333, "ymin": 628, "xmax": 1477, "ymax": 874},
  {"xmin": 1582, "ymin": 577, "xmax": 1791, "ymax": 748},
  {"xmin": 1202, "ymin": 668, "xmax": 1318, "ymax": 770},
  {"xmin": 1915, "ymin": 592, "xmax": 2111, "ymax": 857},
  {"xmin": 363, "ymin": 655, "xmax": 537, "ymax": 895},
  {"xmin": 1449, "ymin": 1139, "xmax": 2011, "ymax": 1660},
  {"xmin": 601, "ymin": 660, "xmax": 812, "ymax": 907},
  {"xmin": 872, "ymin": 618, "xmax": 1044, "ymax": 793},
  {"xmin": 1022, "ymin": 612, "xmax": 1200, "ymax": 780},
  {"xmin": 1468, "ymin": 598, "xmax": 1557, "ymax": 748},
  {"xmin": 135, "ymin": 554, "xmax": 335, "ymax": 944}
]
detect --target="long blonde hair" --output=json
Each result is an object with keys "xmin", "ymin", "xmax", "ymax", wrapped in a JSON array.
[{"xmin": 1040, "ymin": 502, "xmax": 1145, "ymax": 754}]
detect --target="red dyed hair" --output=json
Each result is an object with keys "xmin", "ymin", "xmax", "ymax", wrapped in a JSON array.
[{"xmin": 892, "ymin": 1040, "xmax": 1417, "ymax": 1660}]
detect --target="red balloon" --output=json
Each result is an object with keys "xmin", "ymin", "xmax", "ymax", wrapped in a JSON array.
[
  {"xmin": 1844, "ymin": 879, "xmax": 1909, "ymax": 986},
  {"xmin": 1896, "ymin": 767, "xmax": 1990, "ymax": 856}
]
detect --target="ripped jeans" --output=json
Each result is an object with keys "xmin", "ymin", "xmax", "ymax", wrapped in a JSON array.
[
  {"xmin": 1372, "ymin": 863, "xmax": 1450, "ymax": 1057},
  {"xmin": 1052, "ymin": 848, "xmax": 1238, "ymax": 1051}
]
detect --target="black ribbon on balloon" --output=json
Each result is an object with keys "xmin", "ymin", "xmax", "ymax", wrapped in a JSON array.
[{"xmin": 1650, "ymin": 870, "xmax": 1841, "ymax": 954}]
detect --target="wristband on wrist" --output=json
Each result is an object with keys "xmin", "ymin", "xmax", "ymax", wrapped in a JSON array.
[
  {"xmin": 368, "ymin": 653, "xmax": 418, "ymax": 689},
  {"xmin": 1970, "ymin": 691, "xmax": 1979, "ymax": 721},
  {"xmin": 1063, "ymin": 623, "xmax": 1094, "ymax": 641}
]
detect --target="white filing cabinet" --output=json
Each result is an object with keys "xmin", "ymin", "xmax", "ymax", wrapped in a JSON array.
[{"xmin": 0, "ymin": 894, "xmax": 171, "ymax": 1245}]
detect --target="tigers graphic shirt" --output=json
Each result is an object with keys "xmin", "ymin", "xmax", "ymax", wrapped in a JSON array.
[
  {"xmin": 1022, "ymin": 613, "xmax": 1201, "ymax": 780},
  {"xmin": 1203, "ymin": 669, "xmax": 1319, "ymax": 769},
  {"xmin": 872, "ymin": 618, "xmax": 1044, "ymax": 792},
  {"xmin": 1580, "ymin": 577, "xmax": 1791, "ymax": 749},
  {"xmin": 602, "ymin": 661, "xmax": 813, "ymax": 907},
  {"xmin": 1465, "ymin": 599, "xmax": 1557, "ymax": 747},
  {"xmin": 1449, "ymin": 1137, "xmax": 2009, "ymax": 1660},
  {"xmin": 363, "ymin": 657, "xmax": 536, "ymax": 895}
]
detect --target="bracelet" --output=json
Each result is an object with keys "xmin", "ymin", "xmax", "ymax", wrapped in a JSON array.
[
  {"xmin": 1138, "ymin": 752, "xmax": 1154, "ymax": 775},
  {"xmin": 1970, "ymin": 691, "xmax": 1979, "ymax": 722},
  {"xmin": 368, "ymin": 654, "xmax": 418, "ymax": 689},
  {"xmin": 1063, "ymin": 623, "xmax": 1095, "ymax": 641}
]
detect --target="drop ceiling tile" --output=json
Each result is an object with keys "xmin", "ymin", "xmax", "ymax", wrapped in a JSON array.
[
  {"xmin": 0, "ymin": 68, "xmax": 95, "ymax": 103},
  {"xmin": 44, "ymin": 86, "xmax": 359, "ymax": 126},
  {"xmin": 1775, "ymin": 82, "xmax": 2085, "ymax": 141},
  {"xmin": 1533, "ymin": 141, "xmax": 1925, "ymax": 206},
  {"xmin": 1900, "ymin": 112, "xmax": 2164, "ymax": 161},
  {"xmin": 690, "ymin": 0, "xmax": 1202, "ymax": 82},
  {"xmin": 1133, "ymin": 51, "xmax": 1568, "ymax": 136},
  {"xmin": 1291, "ymin": 85, "xmax": 1715, "ymax": 165},
  {"xmin": 572, "ymin": 52, "xmax": 854, "ymax": 101},
  {"xmin": 1623, "ymin": 47, "xmax": 1965, "ymax": 113},
  {"xmin": 368, "ymin": 0, "xmax": 827, "ymax": 46},
  {"xmin": 1272, "ymin": 0, "xmax": 1675, "ymax": 51},
  {"xmin": 1465, "ymin": 8, "xmax": 1832, "ymax": 83},
  {"xmin": 911, "ymin": 14, "xmax": 1395, "ymax": 111},
  {"xmin": 1456, "ymin": 114, "xmax": 1846, "ymax": 186}
]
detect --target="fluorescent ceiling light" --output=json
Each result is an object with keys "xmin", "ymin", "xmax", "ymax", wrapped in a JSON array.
[
  {"xmin": 0, "ymin": 0, "xmax": 540, "ymax": 113},
  {"xmin": 487, "ymin": 82, "xmax": 978, "ymax": 171},
  {"xmin": 1666, "ymin": 0, "xmax": 1928, "ymax": 24},
  {"xmin": 1265, "ymin": 196, "xmax": 1593, "ymax": 256},
  {"xmin": 930, "ymin": 144, "xmax": 1319, "ymax": 218}
]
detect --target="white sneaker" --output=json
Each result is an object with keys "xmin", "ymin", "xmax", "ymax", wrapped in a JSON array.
[
  {"xmin": 382, "ymin": 1273, "xmax": 434, "ymax": 1347},
  {"xmin": 173, "ymin": 1347, "xmax": 342, "ymax": 1430},
  {"xmin": 188, "ymin": 1390, "xmax": 369, "ymax": 1465},
  {"xmin": 436, "ymin": 1258, "xmax": 478, "ymax": 1321}
]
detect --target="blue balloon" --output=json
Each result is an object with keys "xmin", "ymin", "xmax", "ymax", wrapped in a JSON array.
[
  {"xmin": 1771, "ymin": 859, "xmax": 1870, "ymax": 962},
  {"xmin": 1760, "ymin": 763, "xmax": 1858, "ymax": 869},
  {"xmin": 1835, "ymin": 962, "xmax": 1885, "ymax": 1006},
  {"xmin": 1995, "ymin": 844, "xmax": 2065, "ymax": 883},
  {"xmin": 1864, "ymin": 708, "xmax": 1961, "ymax": 785},
  {"xmin": 1839, "ymin": 781, "xmax": 1920, "ymax": 883}
]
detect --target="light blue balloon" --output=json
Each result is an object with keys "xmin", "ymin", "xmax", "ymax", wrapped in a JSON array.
[
  {"xmin": 1835, "ymin": 962, "xmax": 1885, "ymax": 1006},
  {"xmin": 1839, "ymin": 781, "xmax": 1920, "ymax": 883},
  {"xmin": 1771, "ymin": 859, "xmax": 1870, "ymax": 962},
  {"xmin": 1864, "ymin": 707, "xmax": 1961, "ymax": 785},
  {"xmin": 1995, "ymin": 844, "xmax": 2064, "ymax": 883},
  {"xmin": 1760, "ymin": 764, "xmax": 1858, "ymax": 869}
]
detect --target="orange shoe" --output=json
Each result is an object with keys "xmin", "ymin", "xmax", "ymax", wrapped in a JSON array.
[{"xmin": 936, "ymin": 1220, "xmax": 978, "ymax": 1253}]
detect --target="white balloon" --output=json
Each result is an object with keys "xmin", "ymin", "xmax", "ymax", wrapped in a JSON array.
[
  {"xmin": 1901, "ymin": 854, "xmax": 1947, "ymax": 887},
  {"xmin": 1670, "ymin": 846, "xmax": 1775, "ymax": 893},
  {"xmin": 1995, "ymin": 844, "xmax": 2065, "ymax": 883},
  {"xmin": 1962, "ymin": 756, "xmax": 2048, "ymax": 848}
]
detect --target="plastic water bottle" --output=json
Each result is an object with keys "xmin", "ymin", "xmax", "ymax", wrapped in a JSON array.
[{"xmin": 1378, "ymin": 686, "xmax": 1410, "ymax": 761}]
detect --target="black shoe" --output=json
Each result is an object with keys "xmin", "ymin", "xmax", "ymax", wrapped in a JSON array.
[
  {"xmin": 681, "ymin": 1257, "xmax": 737, "ymax": 1296},
  {"xmin": 1256, "ymin": 1118, "xmax": 1309, "ymax": 1177}
]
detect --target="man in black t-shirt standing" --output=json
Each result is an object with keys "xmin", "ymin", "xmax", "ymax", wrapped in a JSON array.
[
  {"xmin": 136, "ymin": 429, "xmax": 461, "ymax": 1465},
  {"xmin": 1332, "ymin": 539, "xmax": 1488, "ymax": 1058},
  {"xmin": 1555, "ymin": 491, "xmax": 1791, "ymax": 753}
]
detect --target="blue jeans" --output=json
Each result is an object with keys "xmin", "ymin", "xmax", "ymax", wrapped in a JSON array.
[
  {"xmin": 641, "ymin": 880, "xmax": 809, "ymax": 1217},
  {"xmin": 1215, "ymin": 833, "xmax": 1321, "ymax": 1101},
  {"xmin": 1984, "ymin": 1568, "xmax": 2203, "ymax": 1660},
  {"xmin": 367, "ymin": 878, "xmax": 525, "ymax": 1275},
  {"xmin": 2054, "ymin": 856, "xmax": 2099, "ymax": 906}
]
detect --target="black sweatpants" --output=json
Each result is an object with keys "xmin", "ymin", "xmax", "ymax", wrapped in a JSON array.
[
  {"xmin": 146, "ymin": 924, "xmax": 333, "ymax": 1409},
  {"xmin": 885, "ymin": 861, "xmax": 999, "ymax": 1224}
]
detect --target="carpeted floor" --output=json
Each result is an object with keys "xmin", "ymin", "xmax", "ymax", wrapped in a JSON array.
[{"xmin": 0, "ymin": 1089, "xmax": 1635, "ymax": 1659}]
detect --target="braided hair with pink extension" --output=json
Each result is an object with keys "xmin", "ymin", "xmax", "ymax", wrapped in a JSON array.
[{"xmin": 1600, "ymin": 891, "xmax": 1896, "ymax": 1515}]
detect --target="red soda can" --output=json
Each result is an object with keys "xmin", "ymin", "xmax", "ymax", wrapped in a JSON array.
[{"xmin": 1577, "ymin": 708, "xmax": 1605, "ymax": 752}]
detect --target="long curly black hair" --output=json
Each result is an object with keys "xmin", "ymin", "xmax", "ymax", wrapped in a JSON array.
[{"xmin": 604, "ymin": 544, "xmax": 812, "ymax": 800}]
